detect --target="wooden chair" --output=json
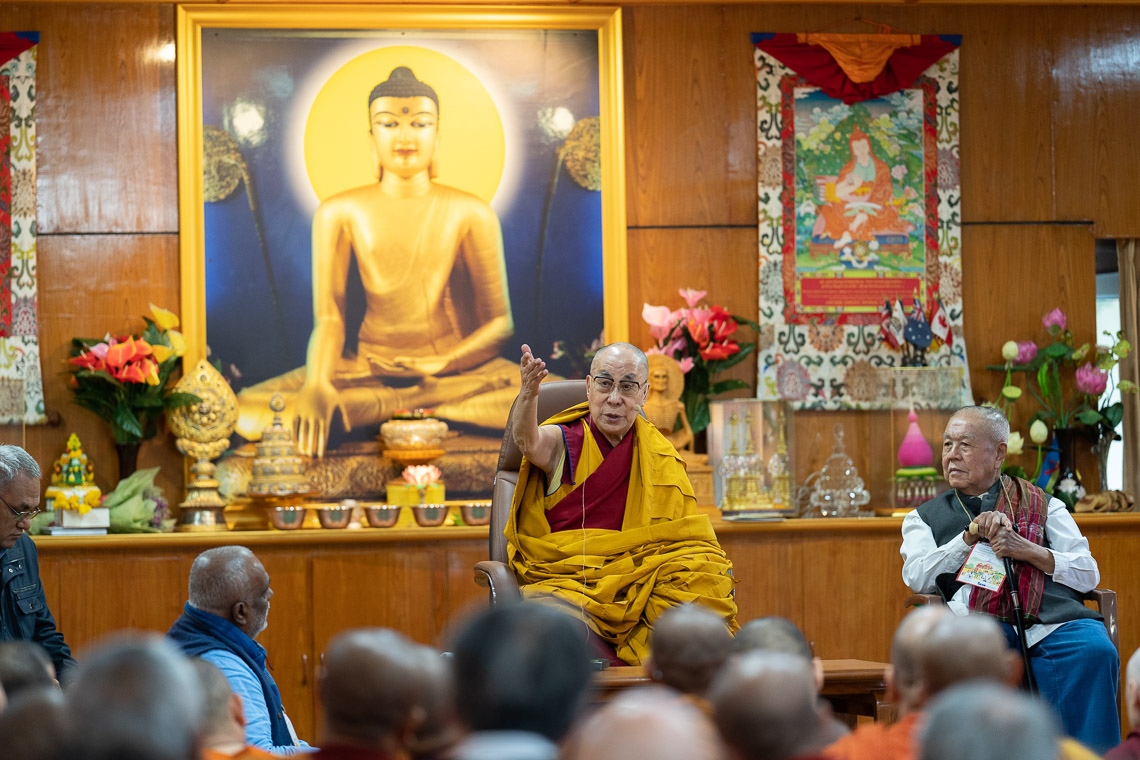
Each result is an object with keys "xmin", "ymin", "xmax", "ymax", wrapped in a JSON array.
[
  {"xmin": 473, "ymin": 379, "xmax": 588, "ymax": 606},
  {"xmin": 904, "ymin": 587, "xmax": 1119, "ymax": 653}
]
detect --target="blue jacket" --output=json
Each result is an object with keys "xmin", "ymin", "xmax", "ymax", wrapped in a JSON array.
[
  {"xmin": 0, "ymin": 534, "xmax": 78, "ymax": 685},
  {"xmin": 168, "ymin": 602, "xmax": 305, "ymax": 753}
]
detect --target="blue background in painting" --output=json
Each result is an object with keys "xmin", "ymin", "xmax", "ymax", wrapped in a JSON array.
[{"xmin": 201, "ymin": 29, "xmax": 604, "ymax": 394}]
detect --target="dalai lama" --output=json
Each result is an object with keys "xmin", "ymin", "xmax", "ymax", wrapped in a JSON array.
[{"xmin": 505, "ymin": 342, "xmax": 737, "ymax": 665}]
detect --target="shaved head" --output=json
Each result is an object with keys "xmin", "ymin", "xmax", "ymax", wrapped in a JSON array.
[
  {"xmin": 650, "ymin": 604, "xmax": 732, "ymax": 695},
  {"xmin": 709, "ymin": 651, "xmax": 822, "ymax": 760},
  {"xmin": 568, "ymin": 686, "xmax": 725, "ymax": 760}
]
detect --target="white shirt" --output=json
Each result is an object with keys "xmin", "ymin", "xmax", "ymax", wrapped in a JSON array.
[{"xmin": 900, "ymin": 494, "xmax": 1100, "ymax": 646}]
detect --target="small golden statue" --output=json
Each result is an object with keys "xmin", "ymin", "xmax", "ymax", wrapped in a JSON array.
[
  {"xmin": 168, "ymin": 360, "xmax": 239, "ymax": 531},
  {"xmin": 642, "ymin": 354, "xmax": 693, "ymax": 452},
  {"xmin": 44, "ymin": 434, "xmax": 102, "ymax": 515}
]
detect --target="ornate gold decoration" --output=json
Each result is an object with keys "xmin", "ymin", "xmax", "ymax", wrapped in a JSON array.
[
  {"xmin": 248, "ymin": 394, "xmax": 314, "ymax": 499},
  {"xmin": 169, "ymin": 360, "xmax": 239, "ymax": 531}
]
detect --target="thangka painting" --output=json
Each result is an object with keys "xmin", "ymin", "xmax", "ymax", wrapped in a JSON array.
[
  {"xmin": 0, "ymin": 33, "xmax": 45, "ymax": 424},
  {"xmin": 752, "ymin": 33, "xmax": 971, "ymax": 410}
]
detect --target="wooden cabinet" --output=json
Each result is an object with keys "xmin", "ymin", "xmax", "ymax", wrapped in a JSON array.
[{"xmin": 32, "ymin": 514, "xmax": 1140, "ymax": 741}]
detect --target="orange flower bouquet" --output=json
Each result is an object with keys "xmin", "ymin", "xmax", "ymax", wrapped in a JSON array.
[{"xmin": 68, "ymin": 305, "xmax": 199, "ymax": 445}]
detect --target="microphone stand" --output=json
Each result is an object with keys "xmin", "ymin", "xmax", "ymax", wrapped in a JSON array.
[{"xmin": 1002, "ymin": 554, "xmax": 1038, "ymax": 694}]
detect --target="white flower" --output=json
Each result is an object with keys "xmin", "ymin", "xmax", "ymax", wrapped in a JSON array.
[{"xmin": 1006, "ymin": 432, "xmax": 1024, "ymax": 456}]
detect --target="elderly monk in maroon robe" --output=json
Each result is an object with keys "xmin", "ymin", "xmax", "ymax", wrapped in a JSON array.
[{"xmin": 505, "ymin": 342, "xmax": 737, "ymax": 665}]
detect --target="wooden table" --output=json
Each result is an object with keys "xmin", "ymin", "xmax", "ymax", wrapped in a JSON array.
[{"xmin": 595, "ymin": 658, "xmax": 891, "ymax": 722}]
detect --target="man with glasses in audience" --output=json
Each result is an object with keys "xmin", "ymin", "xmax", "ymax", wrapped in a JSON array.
[
  {"xmin": 506, "ymin": 343, "xmax": 736, "ymax": 665},
  {"xmin": 0, "ymin": 445, "xmax": 76, "ymax": 686}
]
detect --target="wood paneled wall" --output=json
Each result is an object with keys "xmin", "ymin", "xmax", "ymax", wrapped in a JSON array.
[{"xmin": 3, "ymin": 3, "xmax": 1140, "ymax": 505}]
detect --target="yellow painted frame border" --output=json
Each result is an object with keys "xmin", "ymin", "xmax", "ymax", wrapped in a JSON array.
[{"xmin": 176, "ymin": 3, "xmax": 628, "ymax": 370}]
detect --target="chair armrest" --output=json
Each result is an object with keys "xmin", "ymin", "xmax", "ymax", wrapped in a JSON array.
[
  {"xmin": 1085, "ymin": 588, "xmax": 1119, "ymax": 653},
  {"xmin": 904, "ymin": 593, "xmax": 943, "ymax": 608},
  {"xmin": 474, "ymin": 560, "xmax": 522, "ymax": 606}
]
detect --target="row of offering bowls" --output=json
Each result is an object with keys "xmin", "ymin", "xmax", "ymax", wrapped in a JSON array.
[{"xmin": 266, "ymin": 502, "xmax": 491, "ymax": 530}]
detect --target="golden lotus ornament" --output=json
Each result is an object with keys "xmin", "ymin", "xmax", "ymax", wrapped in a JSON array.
[{"xmin": 168, "ymin": 359, "xmax": 239, "ymax": 531}]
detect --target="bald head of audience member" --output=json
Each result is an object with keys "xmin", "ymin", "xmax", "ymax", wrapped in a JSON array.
[
  {"xmin": 409, "ymin": 645, "xmax": 461, "ymax": 760},
  {"xmin": 888, "ymin": 605, "xmax": 952, "ymax": 713},
  {"xmin": 650, "ymin": 603, "xmax": 732, "ymax": 696},
  {"xmin": 920, "ymin": 681, "xmax": 1060, "ymax": 760},
  {"xmin": 919, "ymin": 611, "xmax": 1020, "ymax": 697},
  {"xmin": 710, "ymin": 650, "xmax": 823, "ymax": 760},
  {"xmin": 188, "ymin": 546, "xmax": 273, "ymax": 640},
  {"xmin": 0, "ymin": 685, "xmax": 67, "ymax": 760},
  {"xmin": 731, "ymin": 616, "xmax": 823, "ymax": 690},
  {"xmin": 0, "ymin": 640, "xmax": 57, "ymax": 699},
  {"xmin": 451, "ymin": 603, "xmax": 594, "ymax": 743},
  {"xmin": 191, "ymin": 658, "xmax": 248, "ymax": 756},
  {"xmin": 320, "ymin": 627, "xmax": 427, "ymax": 753},
  {"xmin": 1124, "ymin": 646, "xmax": 1140, "ymax": 730},
  {"xmin": 61, "ymin": 633, "xmax": 205, "ymax": 760},
  {"xmin": 568, "ymin": 686, "xmax": 725, "ymax": 760}
]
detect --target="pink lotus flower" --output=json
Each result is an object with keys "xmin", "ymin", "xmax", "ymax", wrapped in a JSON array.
[
  {"xmin": 1075, "ymin": 362, "xmax": 1109, "ymax": 396},
  {"xmin": 1015, "ymin": 341, "xmax": 1038, "ymax": 364},
  {"xmin": 1042, "ymin": 308, "xmax": 1067, "ymax": 333},
  {"xmin": 403, "ymin": 465, "xmax": 442, "ymax": 486},
  {"xmin": 678, "ymin": 288, "xmax": 707, "ymax": 308}
]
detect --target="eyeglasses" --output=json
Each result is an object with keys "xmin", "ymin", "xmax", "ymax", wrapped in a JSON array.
[
  {"xmin": 1, "ymin": 493, "xmax": 42, "ymax": 522},
  {"xmin": 589, "ymin": 376, "xmax": 644, "ymax": 398}
]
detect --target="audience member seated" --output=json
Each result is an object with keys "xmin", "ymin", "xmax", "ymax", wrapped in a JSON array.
[
  {"xmin": 902, "ymin": 405, "xmax": 1119, "ymax": 753},
  {"xmin": 1107, "ymin": 646, "xmax": 1140, "ymax": 760},
  {"xmin": 409, "ymin": 645, "xmax": 462, "ymax": 760},
  {"xmin": 506, "ymin": 342, "xmax": 737, "ymax": 664},
  {"xmin": 730, "ymin": 616, "xmax": 848, "ymax": 749},
  {"xmin": 918, "ymin": 682, "xmax": 1060, "ymax": 760},
  {"xmin": 313, "ymin": 627, "xmax": 427, "ymax": 760},
  {"xmin": 56, "ymin": 633, "xmax": 205, "ymax": 760},
  {"xmin": 0, "ymin": 640, "xmax": 58, "ymax": 699},
  {"xmin": 823, "ymin": 607, "xmax": 1016, "ymax": 760},
  {"xmin": 192, "ymin": 658, "xmax": 279, "ymax": 760},
  {"xmin": 710, "ymin": 650, "xmax": 832, "ymax": 760},
  {"xmin": 449, "ymin": 603, "xmax": 594, "ymax": 760},
  {"xmin": 0, "ymin": 685, "xmax": 66, "ymax": 760},
  {"xmin": 167, "ymin": 545, "xmax": 311, "ymax": 755},
  {"xmin": 565, "ymin": 686, "xmax": 726, "ymax": 760},
  {"xmin": 0, "ymin": 444, "xmax": 78, "ymax": 686},
  {"xmin": 648, "ymin": 603, "xmax": 732, "ymax": 708}
]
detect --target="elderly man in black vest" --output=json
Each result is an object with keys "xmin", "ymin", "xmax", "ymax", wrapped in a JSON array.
[{"xmin": 901, "ymin": 405, "xmax": 1119, "ymax": 754}]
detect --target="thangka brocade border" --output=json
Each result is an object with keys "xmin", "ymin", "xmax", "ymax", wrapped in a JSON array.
[
  {"xmin": 0, "ymin": 37, "xmax": 46, "ymax": 424},
  {"xmin": 754, "ymin": 44, "xmax": 969, "ymax": 411}
]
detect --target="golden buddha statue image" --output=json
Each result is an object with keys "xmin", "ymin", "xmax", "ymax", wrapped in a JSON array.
[
  {"xmin": 236, "ymin": 66, "xmax": 520, "ymax": 457},
  {"xmin": 642, "ymin": 354, "xmax": 693, "ymax": 452}
]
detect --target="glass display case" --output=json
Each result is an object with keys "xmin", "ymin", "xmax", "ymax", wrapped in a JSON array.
[{"xmin": 707, "ymin": 400, "xmax": 794, "ymax": 517}]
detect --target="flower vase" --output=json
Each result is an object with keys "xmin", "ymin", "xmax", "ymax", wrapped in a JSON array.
[
  {"xmin": 1050, "ymin": 428, "xmax": 1085, "ymax": 511},
  {"xmin": 1092, "ymin": 430, "xmax": 1117, "ymax": 493},
  {"xmin": 114, "ymin": 442, "xmax": 140, "ymax": 483}
]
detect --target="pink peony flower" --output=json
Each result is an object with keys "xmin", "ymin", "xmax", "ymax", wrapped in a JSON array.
[
  {"xmin": 678, "ymin": 288, "xmax": 707, "ymax": 308},
  {"xmin": 1075, "ymin": 362, "xmax": 1109, "ymax": 396},
  {"xmin": 1042, "ymin": 308, "xmax": 1067, "ymax": 333},
  {"xmin": 1015, "ymin": 341, "xmax": 1038, "ymax": 364}
]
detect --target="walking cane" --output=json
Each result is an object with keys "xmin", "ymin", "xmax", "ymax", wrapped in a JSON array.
[{"xmin": 1003, "ymin": 555, "xmax": 1038, "ymax": 694}]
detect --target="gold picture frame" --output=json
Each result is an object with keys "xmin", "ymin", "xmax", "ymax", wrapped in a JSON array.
[{"xmin": 176, "ymin": 3, "xmax": 628, "ymax": 391}]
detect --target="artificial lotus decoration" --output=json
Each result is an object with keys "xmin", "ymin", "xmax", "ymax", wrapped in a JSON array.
[{"xmin": 68, "ymin": 304, "xmax": 199, "ymax": 445}]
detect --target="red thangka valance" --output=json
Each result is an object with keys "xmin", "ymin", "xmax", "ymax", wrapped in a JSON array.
[{"xmin": 752, "ymin": 33, "xmax": 961, "ymax": 104}]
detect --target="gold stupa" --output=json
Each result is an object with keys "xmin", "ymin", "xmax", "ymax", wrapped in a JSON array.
[{"xmin": 248, "ymin": 395, "xmax": 314, "ymax": 499}]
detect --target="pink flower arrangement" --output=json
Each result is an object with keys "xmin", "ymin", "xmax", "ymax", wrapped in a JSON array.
[
  {"xmin": 641, "ymin": 288, "xmax": 758, "ymax": 435},
  {"xmin": 1075, "ymin": 363, "xmax": 1109, "ymax": 396}
]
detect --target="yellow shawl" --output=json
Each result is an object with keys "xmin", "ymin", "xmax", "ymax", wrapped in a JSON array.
[{"xmin": 505, "ymin": 402, "xmax": 738, "ymax": 664}]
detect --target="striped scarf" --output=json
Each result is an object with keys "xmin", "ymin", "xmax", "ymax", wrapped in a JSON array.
[{"xmin": 968, "ymin": 475, "xmax": 1048, "ymax": 623}]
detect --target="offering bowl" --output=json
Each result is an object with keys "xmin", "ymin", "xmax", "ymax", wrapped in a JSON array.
[
  {"xmin": 412, "ymin": 504, "xmax": 449, "ymax": 527},
  {"xmin": 316, "ymin": 506, "xmax": 353, "ymax": 529},
  {"xmin": 460, "ymin": 501, "xmax": 492, "ymax": 526},
  {"xmin": 363, "ymin": 504, "xmax": 402, "ymax": 528},
  {"xmin": 266, "ymin": 506, "xmax": 307, "ymax": 530}
]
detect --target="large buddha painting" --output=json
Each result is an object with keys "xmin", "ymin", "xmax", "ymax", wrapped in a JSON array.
[{"xmin": 176, "ymin": 6, "xmax": 627, "ymax": 456}]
